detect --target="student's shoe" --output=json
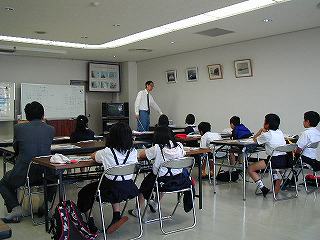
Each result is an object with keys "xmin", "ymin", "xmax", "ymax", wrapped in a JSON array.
[
  {"xmin": 2, "ymin": 206, "xmax": 22, "ymax": 223},
  {"xmin": 261, "ymin": 186, "xmax": 270, "ymax": 197},
  {"xmin": 148, "ymin": 200, "xmax": 158, "ymax": 213},
  {"xmin": 107, "ymin": 216, "xmax": 128, "ymax": 234},
  {"xmin": 128, "ymin": 209, "xmax": 139, "ymax": 218},
  {"xmin": 273, "ymin": 179, "xmax": 282, "ymax": 194},
  {"xmin": 88, "ymin": 217, "xmax": 98, "ymax": 233}
]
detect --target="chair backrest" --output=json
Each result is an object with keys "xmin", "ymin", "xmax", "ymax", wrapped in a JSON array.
[
  {"xmin": 305, "ymin": 141, "xmax": 320, "ymax": 150},
  {"xmin": 161, "ymin": 157, "xmax": 195, "ymax": 170},
  {"xmin": 103, "ymin": 163, "xmax": 139, "ymax": 176},
  {"xmin": 272, "ymin": 143, "xmax": 297, "ymax": 154}
]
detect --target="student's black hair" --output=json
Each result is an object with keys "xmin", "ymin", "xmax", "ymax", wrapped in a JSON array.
[
  {"xmin": 304, "ymin": 111, "xmax": 320, "ymax": 127},
  {"xmin": 230, "ymin": 116, "xmax": 241, "ymax": 126},
  {"xmin": 158, "ymin": 114, "xmax": 169, "ymax": 127},
  {"xmin": 153, "ymin": 126, "xmax": 177, "ymax": 148},
  {"xmin": 264, "ymin": 113, "xmax": 280, "ymax": 131},
  {"xmin": 24, "ymin": 101, "xmax": 44, "ymax": 121},
  {"xmin": 109, "ymin": 122, "xmax": 133, "ymax": 153},
  {"xmin": 145, "ymin": 81, "xmax": 154, "ymax": 87},
  {"xmin": 185, "ymin": 114, "xmax": 195, "ymax": 125},
  {"xmin": 75, "ymin": 115, "xmax": 89, "ymax": 132},
  {"xmin": 198, "ymin": 122, "xmax": 211, "ymax": 134}
]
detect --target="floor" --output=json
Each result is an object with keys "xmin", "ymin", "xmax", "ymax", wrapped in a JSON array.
[{"xmin": 1, "ymin": 156, "xmax": 320, "ymax": 240}]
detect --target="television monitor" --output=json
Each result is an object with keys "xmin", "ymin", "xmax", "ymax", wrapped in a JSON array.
[{"xmin": 102, "ymin": 102, "xmax": 129, "ymax": 118}]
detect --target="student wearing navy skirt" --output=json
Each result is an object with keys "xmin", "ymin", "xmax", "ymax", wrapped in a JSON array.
[{"xmin": 77, "ymin": 122, "xmax": 139, "ymax": 234}]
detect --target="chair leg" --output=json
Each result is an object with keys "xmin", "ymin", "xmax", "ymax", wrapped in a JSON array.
[{"xmin": 97, "ymin": 191, "xmax": 107, "ymax": 240}]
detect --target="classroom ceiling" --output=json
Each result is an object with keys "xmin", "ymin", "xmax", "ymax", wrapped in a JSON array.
[{"xmin": 0, "ymin": 0, "xmax": 319, "ymax": 62}]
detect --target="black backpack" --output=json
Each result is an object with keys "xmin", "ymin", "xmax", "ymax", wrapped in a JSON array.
[
  {"xmin": 49, "ymin": 200, "xmax": 98, "ymax": 240},
  {"xmin": 215, "ymin": 170, "xmax": 240, "ymax": 182}
]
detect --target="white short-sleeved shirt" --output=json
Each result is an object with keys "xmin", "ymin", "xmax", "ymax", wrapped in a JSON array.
[
  {"xmin": 297, "ymin": 127, "xmax": 320, "ymax": 159},
  {"xmin": 95, "ymin": 147, "xmax": 138, "ymax": 181},
  {"xmin": 145, "ymin": 142, "xmax": 185, "ymax": 177},
  {"xmin": 256, "ymin": 129, "xmax": 286, "ymax": 156},
  {"xmin": 200, "ymin": 132, "xmax": 222, "ymax": 149}
]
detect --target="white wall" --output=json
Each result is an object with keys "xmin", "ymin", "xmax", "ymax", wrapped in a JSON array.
[
  {"xmin": 136, "ymin": 28, "xmax": 320, "ymax": 136},
  {"xmin": 0, "ymin": 55, "xmax": 117, "ymax": 137}
]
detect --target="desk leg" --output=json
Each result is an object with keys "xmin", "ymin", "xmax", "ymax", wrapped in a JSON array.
[
  {"xmin": 58, "ymin": 171, "xmax": 64, "ymax": 202},
  {"xmin": 3, "ymin": 152, "xmax": 7, "ymax": 175},
  {"xmin": 43, "ymin": 168, "xmax": 49, "ymax": 232},
  {"xmin": 213, "ymin": 146, "xmax": 216, "ymax": 194},
  {"xmin": 242, "ymin": 147, "xmax": 247, "ymax": 201},
  {"xmin": 198, "ymin": 156, "xmax": 202, "ymax": 210}
]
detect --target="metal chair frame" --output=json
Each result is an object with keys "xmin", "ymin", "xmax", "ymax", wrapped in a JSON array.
[
  {"xmin": 91, "ymin": 163, "xmax": 143, "ymax": 240},
  {"xmin": 255, "ymin": 144, "xmax": 298, "ymax": 201},
  {"xmin": 142, "ymin": 157, "xmax": 196, "ymax": 235}
]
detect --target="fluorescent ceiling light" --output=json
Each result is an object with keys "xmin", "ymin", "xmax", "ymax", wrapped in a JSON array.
[
  {"xmin": 0, "ymin": 44, "xmax": 66, "ymax": 54},
  {"xmin": 0, "ymin": 0, "xmax": 290, "ymax": 49}
]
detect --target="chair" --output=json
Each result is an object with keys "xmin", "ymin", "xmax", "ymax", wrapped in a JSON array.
[
  {"xmin": 92, "ymin": 163, "xmax": 143, "ymax": 240},
  {"xmin": 299, "ymin": 141, "xmax": 320, "ymax": 193},
  {"xmin": 256, "ymin": 144, "xmax": 298, "ymax": 201},
  {"xmin": 19, "ymin": 161, "xmax": 57, "ymax": 225},
  {"xmin": 142, "ymin": 157, "xmax": 196, "ymax": 235}
]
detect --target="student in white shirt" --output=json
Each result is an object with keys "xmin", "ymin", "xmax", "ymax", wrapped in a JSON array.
[
  {"xmin": 295, "ymin": 111, "xmax": 320, "ymax": 170},
  {"xmin": 198, "ymin": 122, "xmax": 222, "ymax": 178},
  {"xmin": 134, "ymin": 81, "xmax": 163, "ymax": 131},
  {"xmin": 129, "ymin": 126, "xmax": 186, "ymax": 217},
  {"xmin": 248, "ymin": 114, "xmax": 287, "ymax": 197},
  {"xmin": 77, "ymin": 122, "xmax": 139, "ymax": 234}
]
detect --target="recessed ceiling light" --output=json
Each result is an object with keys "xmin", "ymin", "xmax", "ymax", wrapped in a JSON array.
[
  {"xmin": 170, "ymin": 41, "xmax": 175, "ymax": 44},
  {"xmin": 34, "ymin": 31, "xmax": 47, "ymax": 34},
  {"xmin": 113, "ymin": 24, "xmax": 121, "ymax": 27},
  {"xmin": 4, "ymin": 7, "xmax": 14, "ymax": 11},
  {"xmin": 113, "ymin": 55, "xmax": 116, "ymax": 58},
  {"xmin": 263, "ymin": 18, "xmax": 272, "ymax": 23},
  {"xmin": 90, "ymin": 2, "xmax": 100, "ymax": 7}
]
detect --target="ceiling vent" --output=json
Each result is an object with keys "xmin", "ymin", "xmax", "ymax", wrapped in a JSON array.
[
  {"xmin": 128, "ymin": 48, "xmax": 152, "ymax": 53},
  {"xmin": 0, "ymin": 46, "xmax": 16, "ymax": 54},
  {"xmin": 195, "ymin": 28, "xmax": 234, "ymax": 37}
]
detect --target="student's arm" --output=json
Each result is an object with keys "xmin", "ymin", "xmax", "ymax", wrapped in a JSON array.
[
  {"xmin": 150, "ymin": 95, "xmax": 163, "ymax": 115},
  {"xmin": 253, "ymin": 128, "xmax": 267, "ymax": 142},
  {"xmin": 91, "ymin": 152, "xmax": 97, "ymax": 161},
  {"xmin": 134, "ymin": 91, "xmax": 142, "ymax": 117},
  {"xmin": 295, "ymin": 131, "xmax": 307, "ymax": 155}
]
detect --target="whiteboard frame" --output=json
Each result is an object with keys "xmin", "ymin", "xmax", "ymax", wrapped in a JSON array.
[{"xmin": 20, "ymin": 83, "xmax": 86, "ymax": 120}]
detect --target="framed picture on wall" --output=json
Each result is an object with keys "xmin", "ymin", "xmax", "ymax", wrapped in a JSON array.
[
  {"xmin": 234, "ymin": 59, "xmax": 253, "ymax": 78},
  {"xmin": 207, "ymin": 64, "xmax": 223, "ymax": 80},
  {"xmin": 186, "ymin": 67, "xmax": 198, "ymax": 82},
  {"xmin": 165, "ymin": 70, "xmax": 177, "ymax": 83}
]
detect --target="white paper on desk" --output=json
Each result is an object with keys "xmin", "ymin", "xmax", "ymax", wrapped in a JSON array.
[
  {"xmin": 238, "ymin": 138, "xmax": 255, "ymax": 144},
  {"xmin": 67, "ymin": 155, "xmax": 92, "ymax": 161},
  {"xmin": 187, "ymin": 133, "xmax": 201, "ymax": 138},
  {"xmin": 132, "ymin": 130, "xmax": 153, "ymax": 135},
  {"xmin": 77, "ymin": 140, "xmax": 94, "ymax": 143},
  {"xmin": 51, "ymin": 144, "xmax": 81, "ymax": 150},
  {"xmin": 50, "ymin": 154, "xmax": 70, "ymax": 164}
]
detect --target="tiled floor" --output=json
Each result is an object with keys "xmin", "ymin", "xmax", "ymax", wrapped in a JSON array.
[{"xmin": 1, "ymin": 157, "xmax": 320, "ymax": 240}]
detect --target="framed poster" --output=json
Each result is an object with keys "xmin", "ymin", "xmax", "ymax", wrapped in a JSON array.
[
  {"xmin": 89, "ymin": 63, "xmax": 120, "ymax": 92},
  {"xmin": 186, "ymin": 67, "xmax": 198, "ymax": 82},
  {"xmin": 207, "ymin": 64, "xmax": 223, "ymax": 80},
  {"xmin": 234, "ymin": 59, "xmax": 253, "ymax": 78},
  {"xmin": 166, "ymin": 70, "xmax": 177, "ymax": 83}
]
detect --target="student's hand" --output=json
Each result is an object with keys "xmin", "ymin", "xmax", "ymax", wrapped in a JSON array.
[{"xmin": 90, "ymin": 152, "xmax": 96, "ymax": 160}]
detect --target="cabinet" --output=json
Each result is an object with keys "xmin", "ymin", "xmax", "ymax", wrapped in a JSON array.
[{"xmin": 102, "ymin": 117, "xmax": 129, "ymax": 133}]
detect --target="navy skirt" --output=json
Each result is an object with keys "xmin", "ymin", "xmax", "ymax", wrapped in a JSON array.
[{"xmin": 77, "ymin": 177, "xmax": 139, "ymax": 213}]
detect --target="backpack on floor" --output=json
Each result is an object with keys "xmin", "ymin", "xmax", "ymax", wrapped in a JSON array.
[
  {"xmin": 49, "ymin": 200, "xmax": 98, "ymax": 240},
  {"xmin": 216, "ymin": 170, "xmax": 240, "ymax": 182}
]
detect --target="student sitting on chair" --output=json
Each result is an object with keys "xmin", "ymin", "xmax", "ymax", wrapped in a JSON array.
[
  {"xmin": 229, "ymin": 116, "xmax": 252, "ymax": 165},
  {"xmin": 185, "ymin": 114, "xmax": 198, "ymax": 135},
  {"xmin": 248, "ymin": 113, "xmax": 287, "ymax": 197},
  {"xmin": 198, "ymin": 122, "xmax": 222, "ymax": 178},
  {"xmin": 295, "ymin": 111, "xmax": 320, "ymax": 170},
  {"xmin": 129, "ymin": 126, "xmax": 185, "ymax": 217},
  {"xmin": 70, "ymin": 115, "xmax": 95, "ymax": 142},
  {"xmin": 77, "ymin": 122, "xmax": 139, "ymax": 234},
  {"xmin": 0, "ymin": 101, "xmax": 56, "ymax": 223}
]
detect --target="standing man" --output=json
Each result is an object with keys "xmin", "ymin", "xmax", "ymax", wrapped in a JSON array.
[{"xmin": 135, "ymin": 81, "xmax": 162, "ymax": 131}]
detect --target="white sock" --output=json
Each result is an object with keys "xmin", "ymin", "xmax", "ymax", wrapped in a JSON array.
[
  {"xmin": 256, "ymin": 179, "xmax": 265, "ymax": 189},
  {"xmin": 273, "ymin": 170, "xmax": 281, "ymax": 180}
]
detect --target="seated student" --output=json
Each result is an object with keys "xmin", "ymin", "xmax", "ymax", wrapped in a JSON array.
[
  {"xmin": 248, "ymin": 113, "xmax": 287, "ymax": 197},
  {"xmin": 77, "ymin": 122, "xmax": 138, "ymax": 234},
  {"xmin": 185, "ymin": 114, "xmax": 197, "ymax": 135},
  {"xmin": 229, "ymin": 116, "xmax": 252, "ymax": 165},
  {"xmin": 0, "ymin": 101, "xmax": 56, "ymax": 223},
  {"xmin": 295, "ymin": 111, "xmax": 320, "ymax": 170},
  {"xmin": 157, "ymin": 114, "xmax": 169, "ymax": 127},
  {"xmin": 198, "ymin": 122, "xmax": 222, "ymax": 178},
  {"xmin": 70, "ymin": 115, "xmax": 95, "ymax": 142},
  {"xmin": 129, "ymin": 126, "xmax": 186, "ymax": 217}
]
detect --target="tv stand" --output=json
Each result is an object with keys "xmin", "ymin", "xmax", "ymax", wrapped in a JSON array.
[{"xmin": 102, "ymin": 116, "xmax": 129, "ymax": 132}]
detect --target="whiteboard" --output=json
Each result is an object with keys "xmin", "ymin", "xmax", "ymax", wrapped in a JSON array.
[
  {"xmin": 0, "ymin": 82, "xmax": 15, "ymax": 121},
  {"xmin": 21, "ymin": 83, "xmax": 85, "ymax": 119}
]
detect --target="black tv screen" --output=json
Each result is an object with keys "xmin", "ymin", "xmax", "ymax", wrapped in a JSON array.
[{"xmin": 102, "ymin": 102, "xmax": 129, "ymax": 117}]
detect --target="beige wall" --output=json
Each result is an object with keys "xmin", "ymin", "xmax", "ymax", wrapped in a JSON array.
[{"xmin": 136, "ymin": 28, "xmax": 320, "ymax": 136}]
